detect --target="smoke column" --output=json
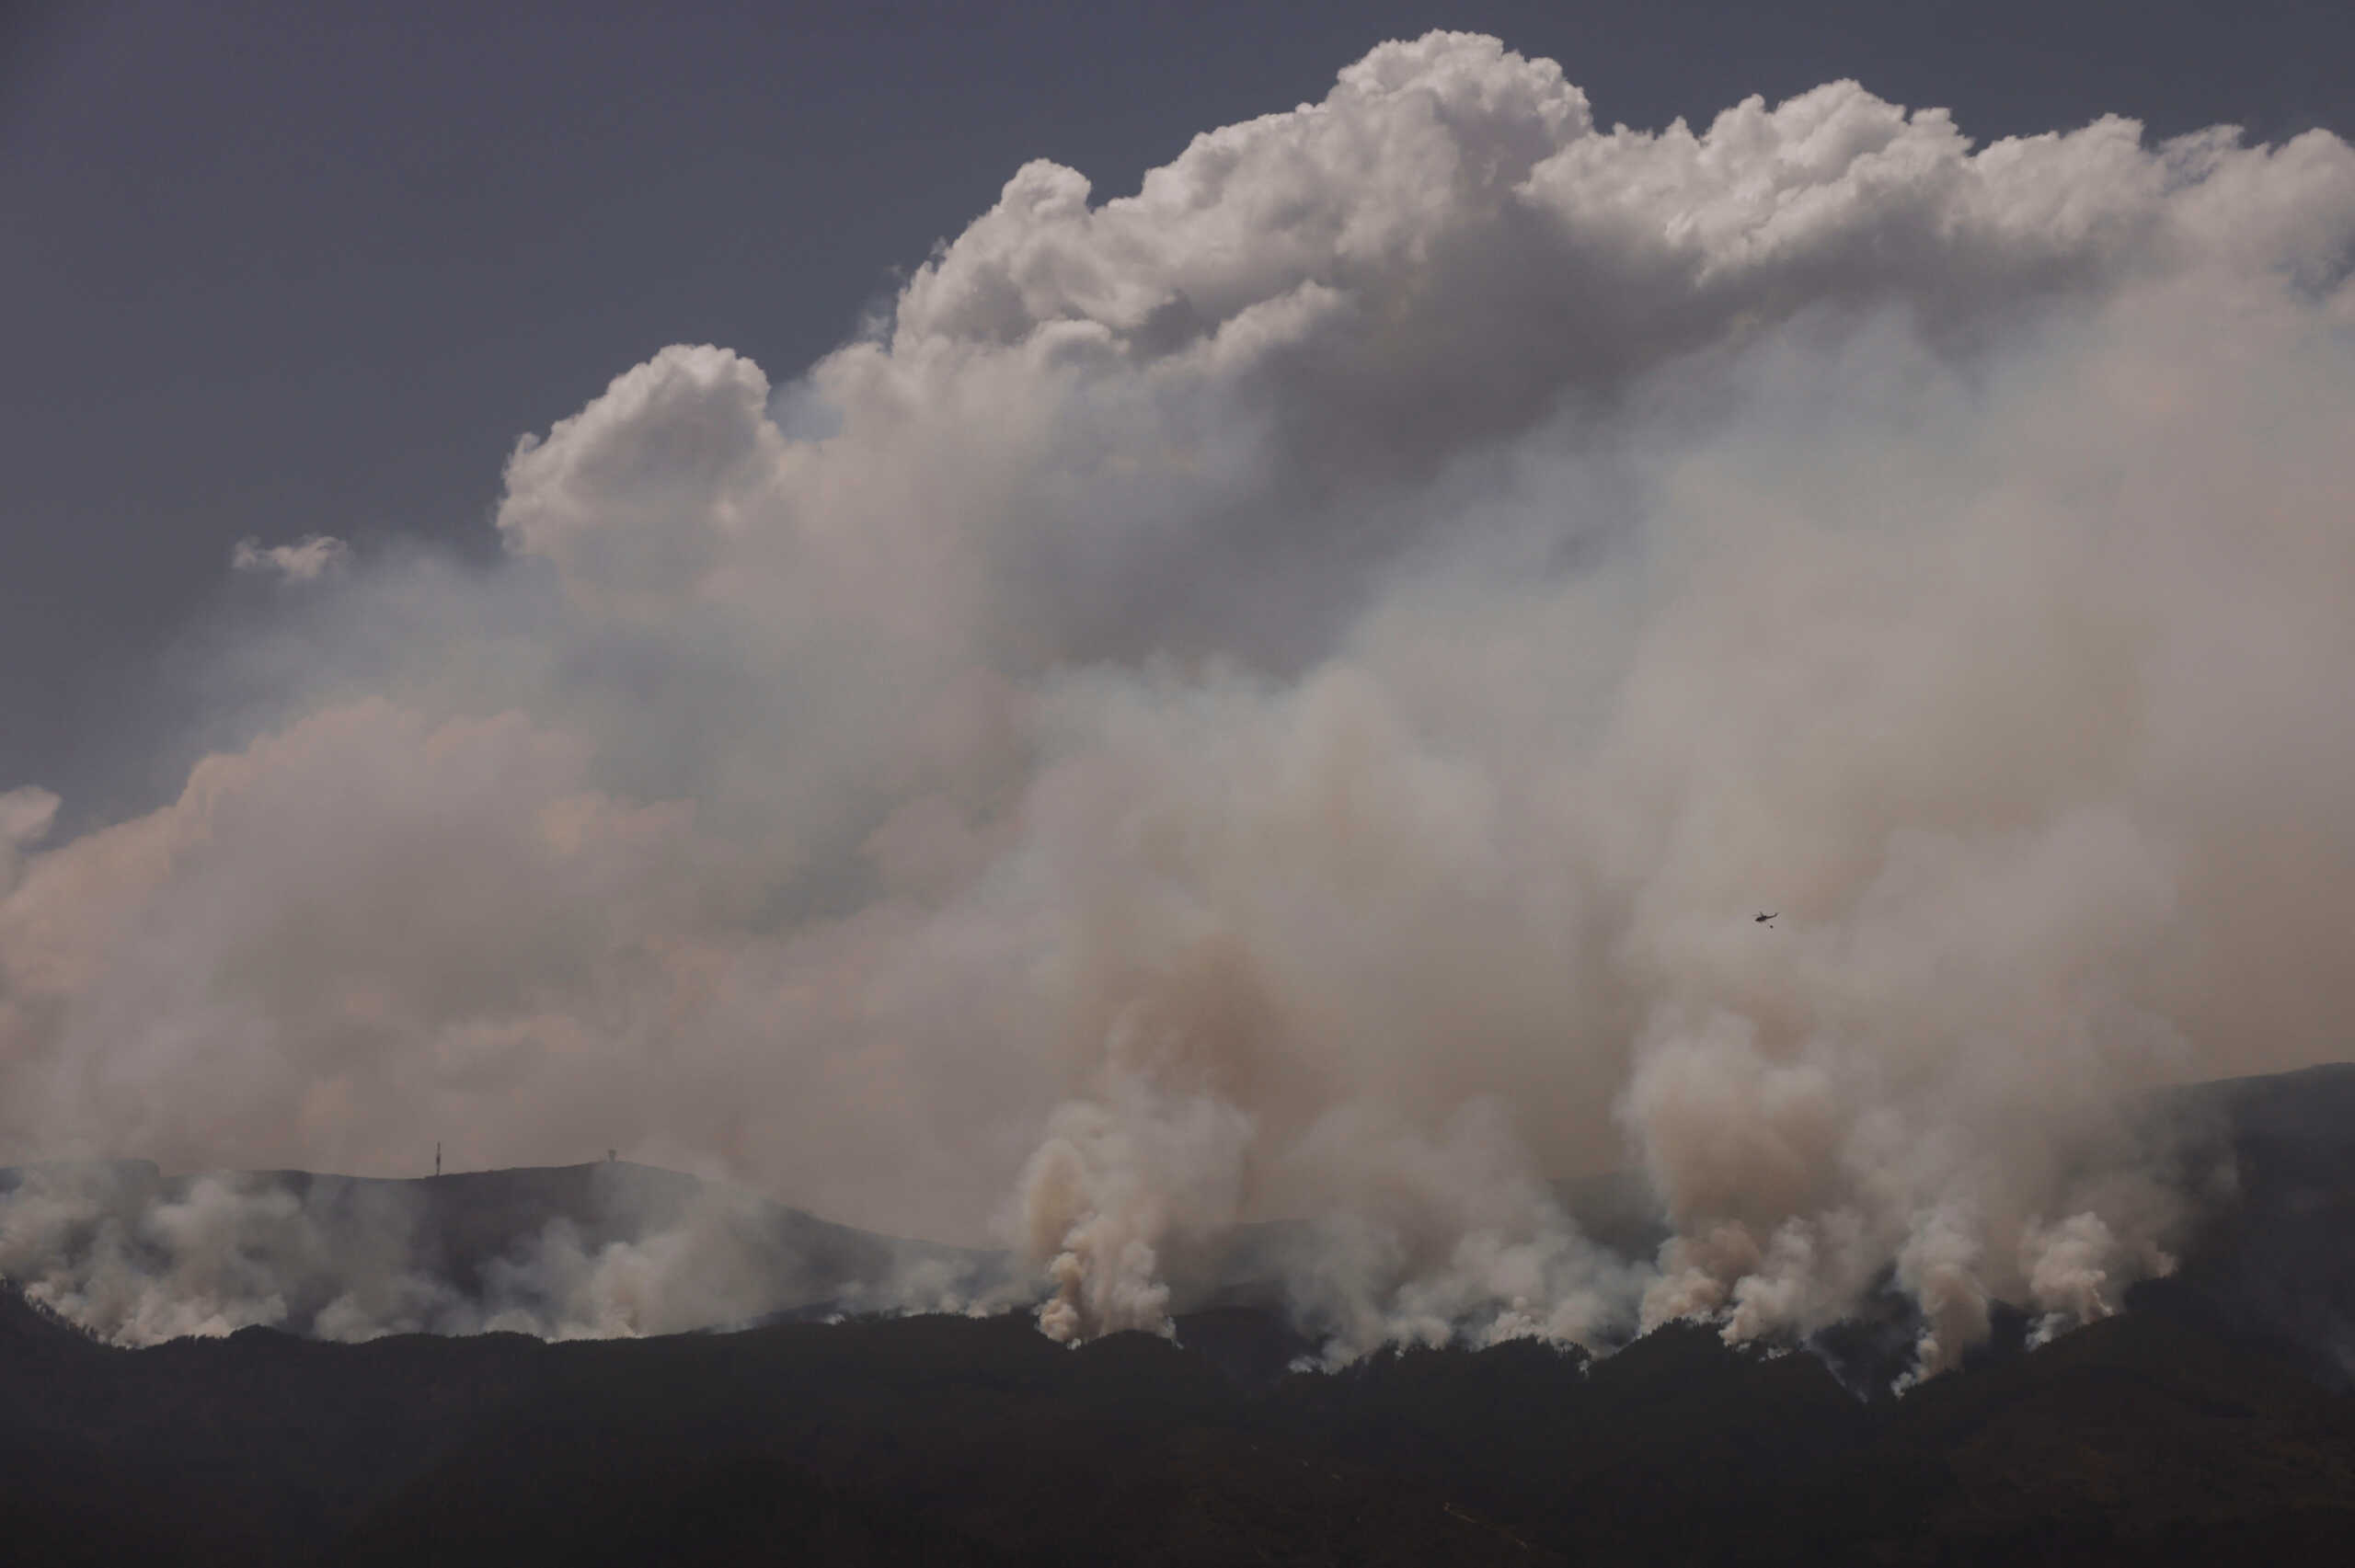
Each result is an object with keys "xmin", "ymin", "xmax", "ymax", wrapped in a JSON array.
[{"xmin": 4, "ymin": 35, "xmax": 2352, "ymax": 1375}]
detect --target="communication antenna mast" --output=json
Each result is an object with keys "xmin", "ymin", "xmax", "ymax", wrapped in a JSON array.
[{"xmin": 435, "ymin": 1141, "xmax": 442, "ymax": 1178}]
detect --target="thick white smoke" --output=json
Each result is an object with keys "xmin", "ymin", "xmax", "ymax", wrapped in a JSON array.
[
  {"xmin": 0, "ymin": 1158, "xmax": 1011, "ymax": 1345},
  {"xmin": 0, "ymin": 1162, "xmax": 454, "ymax": 1345},
  {"xmin": 3, "ymin": 35, "xmax": 2351, "ymax": 1376}
]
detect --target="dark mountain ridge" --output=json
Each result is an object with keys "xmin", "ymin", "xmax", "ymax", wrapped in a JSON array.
[
  {"xmin": 2, "ymin": 1062, "xmax": 2352, "ymax": 1562},
  {"xmin": 6, "ymin": 1277, "xmax": 2354, "ymax": 1564}
]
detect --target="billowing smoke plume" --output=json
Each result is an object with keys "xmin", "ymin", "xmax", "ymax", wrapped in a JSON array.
[
  {"xmin": 4, "ymin": 34, "xmax": 2352, "ymax": 1376},
  {"xmin": 0, "ymin": 1158, "xmax": 1011, "ymax": 1345}
]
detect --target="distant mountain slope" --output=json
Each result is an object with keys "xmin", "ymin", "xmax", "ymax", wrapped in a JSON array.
[{"xmin": 2138, "ymin": 1062, "xmax": 2355, "ymax": 1389}]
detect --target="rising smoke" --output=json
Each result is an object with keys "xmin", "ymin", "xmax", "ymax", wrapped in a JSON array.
[{"xmin": 3, "ymin": 34, "xmax": 2351, "ymax": 1377}]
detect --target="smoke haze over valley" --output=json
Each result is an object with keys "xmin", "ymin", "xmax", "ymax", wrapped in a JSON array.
[{"xmin": 4, "ymin": 29, "xmax": 2354, "ymax": 1384}]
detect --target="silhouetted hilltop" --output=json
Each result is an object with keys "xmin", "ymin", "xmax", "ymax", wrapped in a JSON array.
[
  {"xmin": 2135, "ymin": 1062, "xmax": 2355, "ymax": 1389},
  {"xmin": 282, "ymin": 1158, "xmax": 998, "ymax": 1313}
]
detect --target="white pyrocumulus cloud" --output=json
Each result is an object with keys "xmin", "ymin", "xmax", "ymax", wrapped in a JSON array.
[{"xmin": 3, "ymin": 34, "xmax": 2352, "ymax": 1376}]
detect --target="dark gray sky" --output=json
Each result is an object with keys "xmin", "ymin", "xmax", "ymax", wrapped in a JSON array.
[{"xmin": 6, "ymin": 0, "xmax": 2350, "ymax": 821}]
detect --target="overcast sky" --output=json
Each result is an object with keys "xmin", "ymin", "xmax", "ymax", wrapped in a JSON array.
[{"xmin": 5, "ymin": 0, "xmax": 2351, "ymax": 818}]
